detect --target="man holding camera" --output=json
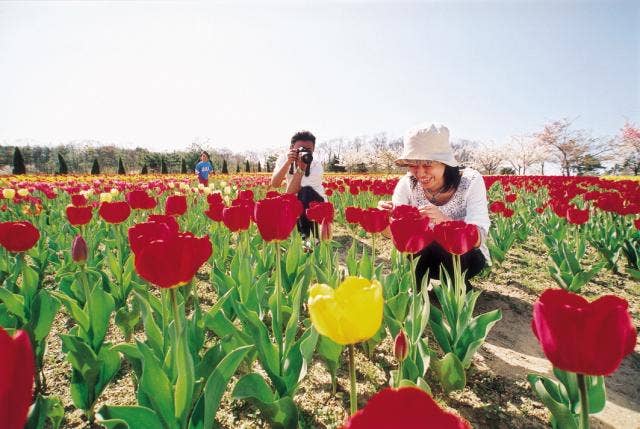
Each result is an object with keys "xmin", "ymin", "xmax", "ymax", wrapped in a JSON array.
[{"xmin": 271, "ymin": 130, "xmax": 326, "ymax": 239}]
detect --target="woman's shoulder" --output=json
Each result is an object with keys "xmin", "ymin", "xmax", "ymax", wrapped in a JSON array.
[{"xmin": 461, "ymin": 167, "xmax": 482, "ymax": 180}]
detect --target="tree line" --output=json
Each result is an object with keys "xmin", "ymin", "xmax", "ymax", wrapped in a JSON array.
[{"xmin": 2, "ymin": 119, "xmax": 639, "ymax": 176}]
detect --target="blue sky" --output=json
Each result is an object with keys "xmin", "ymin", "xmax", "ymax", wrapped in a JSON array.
[{"xmin": 0, "ymin": 0, "xmax": 638, "ymax": 152}]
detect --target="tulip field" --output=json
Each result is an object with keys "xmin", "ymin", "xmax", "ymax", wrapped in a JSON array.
[{"xmin": 0, "ymin": 173, "xmax": 638, "ymax": 429}]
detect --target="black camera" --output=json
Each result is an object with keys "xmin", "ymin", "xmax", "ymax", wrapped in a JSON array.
[
  {"xmin": 297, "ymin": 147, "xmax": 313, "ymax": 165},
  {"xmin": 289, "ymin": 147, "xmax": 313, "ymax": 176}
]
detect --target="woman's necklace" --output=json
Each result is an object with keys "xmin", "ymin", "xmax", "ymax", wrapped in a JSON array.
[{"xmin": 423, "ymin": 183, "xmax": 446, "ymax": 204}]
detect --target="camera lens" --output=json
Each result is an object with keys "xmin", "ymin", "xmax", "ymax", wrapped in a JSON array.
[{"xmin": 301, "ymin": 152, "xmax": 313, "ymax": 164}]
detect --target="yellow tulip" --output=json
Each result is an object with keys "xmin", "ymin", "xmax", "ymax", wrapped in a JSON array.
[
  {"xmin": 110, "ymin": 188, "xmax": 119, "ymax": 196},
  {"xmin": 308, "ymin": 276, "xmax": 383, "ymax": 345},
  {"xmin": 100, "ymin": 192, "xmax": 112, "ymax": 203},
  {"xmin": 2, "ymin": 188, "xmax": 15, "ymax": 199},
  {"xmin": 17, "ymin": 188, "xmax": 29, "ymax": 197}
]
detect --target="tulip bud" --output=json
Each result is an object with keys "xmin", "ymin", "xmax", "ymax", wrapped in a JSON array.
[
  {"xmin": 110, "ymin": 188, "xmax": 119, "ymax": 196},
  {"xmin": 100, "ymin": 192, "xmax": 112, "ymax": 203},
  {"xmin": 72, "ymin": 235, "xmax": 88, "ymax": 264},
  {"xmin": 394, "ymin": 330, "xmax": 409, "ymax": 362},
  {"xmin": 17, "ymin": 188, "xmax": 29, "ymax": 197},
  {"xmin": 2, "ymin": 188, "xmax": 15, "ymax": 199}
]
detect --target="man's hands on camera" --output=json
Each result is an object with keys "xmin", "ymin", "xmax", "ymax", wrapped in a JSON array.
[{"xmin": 287, "ymin": 149, "xmax": 308, "ymax": 172}]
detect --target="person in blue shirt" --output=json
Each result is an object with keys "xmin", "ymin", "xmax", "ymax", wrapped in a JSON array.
[{"xmin": 195, "ymin": 151, "xmax": 214, "ymax": 186}]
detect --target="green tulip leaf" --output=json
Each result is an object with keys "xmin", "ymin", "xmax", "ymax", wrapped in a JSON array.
[
  {"xmin": 96, "ymin": 405, "xmax": 164, "ymax": 429},
  {"xmin": 189, "ymin": 345, "xmax": 253, "ymax": 429},
  {"xmin": 553, "ymin": 368, "xmax": 606, "ymax": 414},
  {"xmin": 232, "ymin": 373, "xmax": 299, "ymax": 429},
  {"xmin": 527, "ymin": 373, "xmax": 578, "ymax": 429},
  {"xmin": 433, "ymin": 352, "xmax": 466, "ymax": 394},
  {"xmin": 26, "ymin": 395, "xmax": 64, "ymax": 429}
]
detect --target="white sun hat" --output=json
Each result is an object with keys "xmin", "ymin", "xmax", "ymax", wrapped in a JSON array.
[{"xmin": 395, "ymin": 122, "xmax": 459, "ymax": 167}]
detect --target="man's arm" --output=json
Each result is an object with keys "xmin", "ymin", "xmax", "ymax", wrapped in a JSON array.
[
  {"xmin": 286, "ymin": 167, "xmax": 305, "ymax": 194},
  {"xmin": 271, "ymin": 150, "xmax": 298, "ymax": 188}
]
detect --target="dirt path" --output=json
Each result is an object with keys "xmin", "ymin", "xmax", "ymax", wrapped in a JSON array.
[{"xmin": 472, "ymin": 241, "xmax": 640, "ymax": 429}]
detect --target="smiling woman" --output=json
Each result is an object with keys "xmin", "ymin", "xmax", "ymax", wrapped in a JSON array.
[{"xmin": 377, "ymin": 123, "xmax": 490, "ymax": 287}]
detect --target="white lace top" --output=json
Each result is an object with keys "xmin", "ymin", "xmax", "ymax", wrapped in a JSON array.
[{"xmin": 391, "ymin": 167, "xmax": 491, "ymax": 263}]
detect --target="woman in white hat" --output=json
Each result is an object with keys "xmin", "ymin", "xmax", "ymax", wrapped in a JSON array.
[{"xmin": 377, "ymin": 123, "xmax": 490, "ymax": 287}]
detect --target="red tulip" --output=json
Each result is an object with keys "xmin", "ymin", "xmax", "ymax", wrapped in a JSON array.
[
  {"xmin": 505, "ymin": 193, "xmax": 517, "ymax": 203},
  {"xmin": 634, "ymin": 218, "xmax": 639, "ymax": 231},
  {"xmin": 489, "ymin": 201, "xmax": 506, "ymax": 214},
  {"xmin": 343, "ymin": 387, "xmax": 470, "ymax": 429},
  {"xmin": 205, "ymin": 201, "xmax": 225, "ymax": 222},
  {"xmin": 0, "ymin": 221, "xmax": 40, "ymax": 253},
  {"xmin": 391, "ymin": 205, "xmax": 420, "ymax": 220},
  {"xmin": 306, "ymin": 201, "xmax": 334, "ymax": 224},
  {"xmin": 393, "ymin": 330, "xmax": 409, "ymax": 362},
  {"xmin": 66, "ymin": 205, "xmax": 93, "ymax": 226},
  {"xmin": 126, "ymin": 190, "xmax": 157, "ymax": 210},
  {"xmin": 147, "ymin": 214, "xmax": 180, "ymax": 228},
  {"xmin": 207, "ymin": 193, "xmax": 223, "ymax": 205},
  {"xmin": 254, "ymin": 194, "xmax": 302, "ymax": 241},
  {"xmin": 0, "ymin": 328, "xmax": 35, "ymax": 429},
  {"xmin": 165, "ymin": 195, "xmax": 187, "ymax": 216},
  {"xmin": 99, "ymin": 201, "xmax": 131, "ymax": 224},
  {"xmin": 345, "ymin": 207, "xmax": 363, "ymax": 224},
  {"xmin": 359, "ymin": 208, "xmax": 389, "ymax": 233},
  {"xmin": 566, "ymin": 206, "xmax": 589, "ymax": 225},
  {"xmin": 433, "ymin": 220, "xmax": 479, "ymax": 255},
  {"xmin": 71, "ymin": 194, "xmax": 87, "ymax": 207},
  {"xmin": 501, "ymin": 208, "xmax": 515, "ymax": 218},
  {"xmin": 128, "ymin": 219, "xmax": 179, "ymax": 254},
  {"xmin": 237, "ymin": 189, "xmax": 254, "ymax": 201},
  {"xmin": 389, "ymin": 208, "xmax": 433, "ymax": 254},
  {"xmin": 532, "ymin": 289, "xmax": 636, "ymax": 376},
  {"xmin": 133, "ymin": 231, "xmax": 212, "ymax": 289},
  {"xmin": 72, "ymin": 235, "xmax": 88, "ymax": 263},
  {"xmin": 222, "ymin": 204, "xmax": 252, "ymax": 232}
]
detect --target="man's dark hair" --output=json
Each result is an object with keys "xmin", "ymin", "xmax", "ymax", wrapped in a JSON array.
[
  {"xmin": 201, "ymin": 151, "xmax": 210, "ymax": 160},
  {"xmin": 290, "ymin": 131, "xmax": 316, "ymax": 147}
]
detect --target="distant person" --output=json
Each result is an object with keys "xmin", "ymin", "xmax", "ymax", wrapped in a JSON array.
[
  {"xmin": 377, "ymin": 123, "xmax": 490, "ymax": 287},
  {"xmin": 195, "ymin": 151, "xmax": 214, "ymax": 186},
  {"xmin": 271, "ymin": 130, "xmax": 326, "ymax": 239}
]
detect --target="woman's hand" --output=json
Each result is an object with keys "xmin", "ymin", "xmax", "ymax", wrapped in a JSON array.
[
  {"xmin": 419, "ymin": 205, "xmax": 450, "ymax": 224},
  {"xmin": 377, "ymin": 200, "xmax": 393, "ymax": 212}
]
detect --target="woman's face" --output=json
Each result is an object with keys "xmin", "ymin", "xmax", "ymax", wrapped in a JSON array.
[
  {"xmin": 200, "ymin": 153, "xmax": 208, "ymax": 162},
  {"xmin": 407, "ymin": 161, "xmax": 445, "ymax": 189}
]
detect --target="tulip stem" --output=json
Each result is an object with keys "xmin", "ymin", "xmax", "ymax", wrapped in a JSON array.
[
  {"xmin": 371, "ymin": 233, "xmax": 376, "ymax": 279},
  {"xmin": 170, "ymin": 288, "xmax": 182, "ymax": 336},
  {"xmin": 79, "ymin": 264, "xmax": 92, "ymax": 317},
  {"xmin": 274, "ymin": 242, "xmax": 283, "ymax": 375},
  {"xmin": 348, "ymin": 344, "xmax": 357, "ymax": 415},
  {"xmin": 577, "ymin": 373, "xmax": 589, "ymax": 429},
  {"xmin": 409, "ymin": 253, "xmax": 418, "ymax": 362}
]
